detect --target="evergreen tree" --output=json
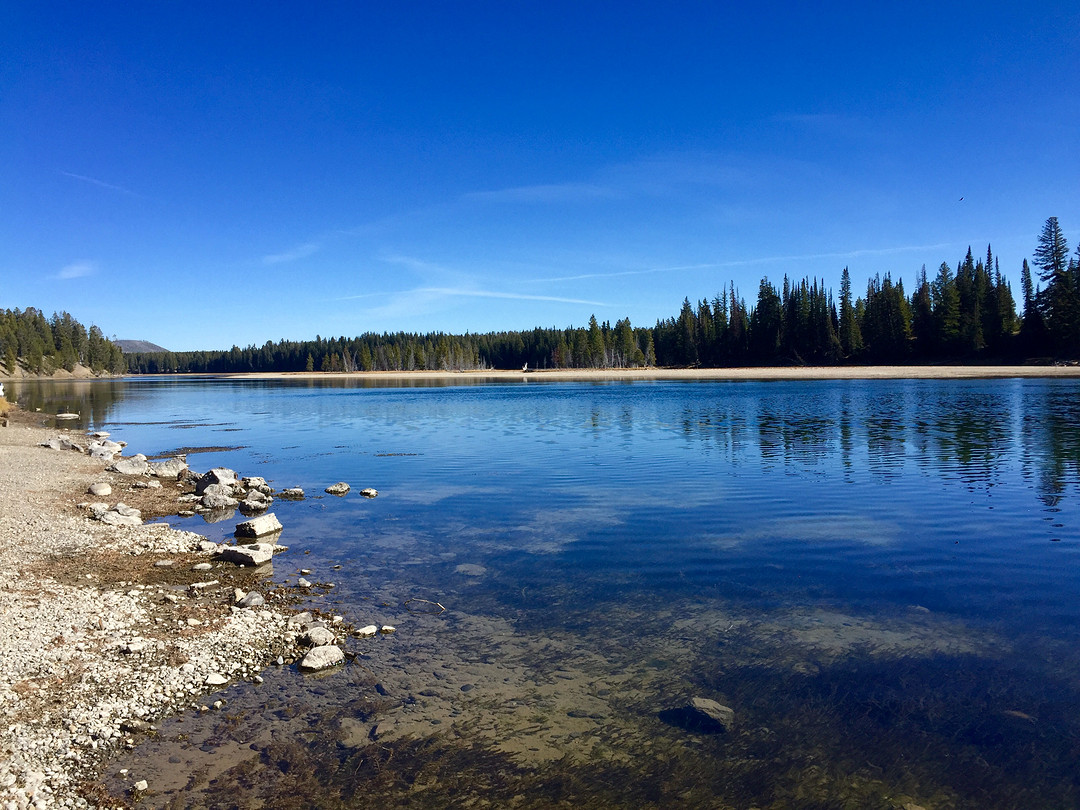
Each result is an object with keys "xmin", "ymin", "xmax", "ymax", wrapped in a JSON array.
[
  {"xmin": 1034, "ymin": 217, "xmax": 1079, "ymax": 355},
  {"xmin": 749, "ymin": 278, "xmax": 783, "ymax": 363},
  {"xmin": 838, "ymin": 267, "xmax": 863, "ymax": 359}
]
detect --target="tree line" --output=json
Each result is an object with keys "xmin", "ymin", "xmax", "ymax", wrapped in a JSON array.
[
  {"xmin": 120, "ymin": 216, "xmax": 1080, "ymax": 374},
  {"xmin": 0, "ymin": 308, "xmax": 126, "ymax": 375}
]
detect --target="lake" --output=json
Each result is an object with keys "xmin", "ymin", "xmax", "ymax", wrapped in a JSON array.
[{"xmin": 10, "ymin": 375, "xmax": 1080, "ymax": 808}]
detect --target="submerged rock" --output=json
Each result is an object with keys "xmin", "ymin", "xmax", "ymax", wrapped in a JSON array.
[{"xmin": 686, "ymin": 698, "xmax": 735, "ymax": 732}]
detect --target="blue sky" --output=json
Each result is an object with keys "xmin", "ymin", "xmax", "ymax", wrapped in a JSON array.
[{"xmin": 2, "ymin": 2, "xmax": 1078, "ymax": 351}]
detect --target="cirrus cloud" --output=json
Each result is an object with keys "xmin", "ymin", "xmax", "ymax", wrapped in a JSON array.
[{"xmin": 57, "ymin": 261, "xmax": 96, "ymax": 280}]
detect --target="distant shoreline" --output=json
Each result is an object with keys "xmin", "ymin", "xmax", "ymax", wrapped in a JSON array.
[
  {"xmin": 6, "ymin": 365, "xmax": 1080, "ymax": 383},
  {"xmin": 201, "ymin": 365, "xmax": 1080, "ymax": 381}
]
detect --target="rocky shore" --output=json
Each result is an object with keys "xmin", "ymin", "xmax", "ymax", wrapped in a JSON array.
[{"xmin": 0, "ymin": 409, "xmax": 309, "ymax": 808}]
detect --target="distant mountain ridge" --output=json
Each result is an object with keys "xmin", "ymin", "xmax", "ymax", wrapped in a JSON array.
[{"xmin": 116, "ymin": 340, "xmax": 170, "ymax": 354}]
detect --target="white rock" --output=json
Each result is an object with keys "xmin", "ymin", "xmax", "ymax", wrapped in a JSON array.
[
  {"xmin": 205, "ymin": 673, "xmax": 228, "ymax": 686},
  {"xmin": 324, "ymin": 482, "xmax": 350, "ymax": 495},
  {"xmin": 234, "ymin": 513, "xmax": 282, "ymax": 539},
  {"xmin": 354, "ymin": 625, "xmax": 378, "ymax": 637},
  {"xmin": 219, "ymin": 543, "xmax": 275, "ymax": 566},
  {"xmin": 305, "ymin": 626, "xmax": 336, "ymax": 646},
  {"xmin": 299, "ymin": 645, "xmax": 344, "ymax": 671}
]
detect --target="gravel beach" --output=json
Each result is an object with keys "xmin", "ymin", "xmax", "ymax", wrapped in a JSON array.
[{"xmin": 0, "ymin": 408, "xmax": 299, "ymax": 807}]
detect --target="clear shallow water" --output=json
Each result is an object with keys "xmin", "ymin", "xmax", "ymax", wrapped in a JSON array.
[{"xmin": 10, "ymin": 376, "xmax": 1080, "ymax": 808}]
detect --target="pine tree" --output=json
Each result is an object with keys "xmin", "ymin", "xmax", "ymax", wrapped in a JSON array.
[{"xmin": 838, "ymin": 267, "xmax": 863, "ymax": 358}]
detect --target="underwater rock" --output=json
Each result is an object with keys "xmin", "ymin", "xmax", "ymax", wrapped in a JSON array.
[
  {"xmin": 687, "ymin": 697, "xmax": 734, "ymax": 731},
  {"xmin": 660, "ymin": 697, "xmax": 735, "ymax": 734}
]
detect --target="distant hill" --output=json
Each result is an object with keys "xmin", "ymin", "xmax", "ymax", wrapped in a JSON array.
[{"xmin": 115, "ymin": 340, "xmax": 170, "ymax": 354}]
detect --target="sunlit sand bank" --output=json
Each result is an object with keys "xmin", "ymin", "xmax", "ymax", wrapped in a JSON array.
[{"xmin": 206, "ymin": 365, "xmax": 1080, "ymax": 382}]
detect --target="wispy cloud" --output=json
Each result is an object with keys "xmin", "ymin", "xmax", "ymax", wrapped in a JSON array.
[
  {"xmin": 57, "ymin": 261, "xmax": 96, "ymax": 280},
  {"xmin": 59, "ymin": 171, "xmax": 143, "ymax": 198},
  {"xmin": 417, "ymin": 287, "xmax": 607, "ymax": 306},
  {"xmin": 336, "ymin": 286, "xmax": 607, "ymax": 307},
  {"xmin": 462, "ymin": 182, "xmax": 614, "ymax": 204},
  {"xmin": 262, "ymin": 242, "xmax": 320, "ymax": 265},
  {"xmin": 536, "ymin": 244, "xmax": 952, "ymax": 283}
]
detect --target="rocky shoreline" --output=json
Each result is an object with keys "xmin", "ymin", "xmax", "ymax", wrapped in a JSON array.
[{"xmin": 0, "ymin": 408, "xmax": 319, "ymax": 808}]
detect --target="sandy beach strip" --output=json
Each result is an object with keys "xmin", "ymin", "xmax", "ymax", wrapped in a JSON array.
[
  {"xmin": 207, "ymin": 364, "xmax": 1080, "ymax": 382},
  {"xmin": 0, "ymin": 409, "xmax": 299, "ymax": 807}
]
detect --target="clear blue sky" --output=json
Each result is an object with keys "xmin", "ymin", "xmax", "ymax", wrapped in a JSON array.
[{"xmin": 3, "ymin": 2, "xmax": 1077, "ymax": 351}]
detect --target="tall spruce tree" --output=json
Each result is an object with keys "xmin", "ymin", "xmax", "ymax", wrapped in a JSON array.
[
  {"xmin": 1034, "ymin": 217, "xmax": 1079, "ymax": 355},
  {"xmin": 838, "ymin": 267, "xmax": 863, "ymax": 358}
]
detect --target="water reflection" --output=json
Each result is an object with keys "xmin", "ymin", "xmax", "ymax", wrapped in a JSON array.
[{"xmin": 13, "ymin": 376, "xmax": 1080, "ymax": 807}]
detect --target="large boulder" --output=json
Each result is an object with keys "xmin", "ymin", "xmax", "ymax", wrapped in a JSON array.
[
  {"xmin": 109, "ymin": 455, "xmax": 150, "ymax": 476},
  {"xmin": 195, "ymin": 467, "xmax": 239, "ymax": 495},
  {"xmin": 235, "ymin": 513, "xmax": 282, "ymax": 539},
  {"xmin": 149, "ymin": 457, "xmax": 189, "ymax": 478}
]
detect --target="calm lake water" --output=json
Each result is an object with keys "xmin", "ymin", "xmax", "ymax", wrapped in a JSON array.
[{"xmin": 11, "ymin": 376, "xmax": 1080, "ymax": 809}]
